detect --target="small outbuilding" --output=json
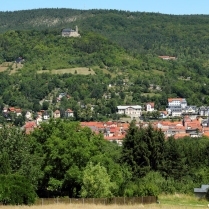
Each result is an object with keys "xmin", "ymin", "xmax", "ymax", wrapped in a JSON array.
[{"xmin": 194, "ymin": 185, "xmax": 209, "ymax": 198}]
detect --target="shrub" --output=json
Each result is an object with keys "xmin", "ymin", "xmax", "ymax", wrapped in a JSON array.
[{"xmin": 0, "ymin": 174, "xmax": 36, "ymax": 205}]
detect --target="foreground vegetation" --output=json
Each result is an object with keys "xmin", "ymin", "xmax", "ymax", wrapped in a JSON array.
[{"xmin": 1, "ymin": 120, "xmax": 209, "ymax": 204}]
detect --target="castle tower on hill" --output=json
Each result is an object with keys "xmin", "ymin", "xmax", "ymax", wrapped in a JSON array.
[{"xmin": 61, "ymin": 26, "xmax": 80, "ymax": 37}]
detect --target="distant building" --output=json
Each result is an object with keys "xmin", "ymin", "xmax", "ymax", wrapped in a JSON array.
[
  {"xmin": 167, "ymin": 98, "xmax": 187, "ymax": 117},
  {"xmin": 62, "ymin": 26, "xmax": 80, "ymax": 37},
  {"xmin": 117, "ymin": 105, "xmax": 142, "ymax": 118},
  {"xmin": 65, "ymin": 109, "xmax": 74, "ymax": 118},
  {"xmin": 158, "ymin": 56, "xmax": 176, "ymax": 60},
  {"xmin": 146, "ymin": 102, "xmax": 155, "ymax": 112},
  {"xmin": 168, "ymin": 98, "xmax": 187, "ymax": 108},
  {"xmin": 54, "ymin": 110, "xmax": 61, "ymax": 119},
  {"xmin": 15, "ymin": 57, "xmax": 25, "ymax": 63}
]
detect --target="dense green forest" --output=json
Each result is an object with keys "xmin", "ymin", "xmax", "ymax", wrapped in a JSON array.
[{"xmin": 1, "ymin": 120, "xmax": 209, "ymax": 204}]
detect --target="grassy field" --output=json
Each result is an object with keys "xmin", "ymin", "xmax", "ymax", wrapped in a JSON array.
[
  {"xmin": 152, "ymin": 69, "xmax": 165, "ymax": 75},
  {"xmin": 0, "ymin": 194, "xmax": 208, "ymax": 209},
  {"xmin": 141, "ymin": 93, "xmax": 161, "ymax": 97},
  {"xmin": 37, "ymin": 67, "xmax": 95, "ymax": 75},
  {"xmin": 0, "ymin": 203, "xmax": 207, "ymax": 209},
  {"xmin": 0, "ymin": 62, "xmax": 23, "ymax": 74}
]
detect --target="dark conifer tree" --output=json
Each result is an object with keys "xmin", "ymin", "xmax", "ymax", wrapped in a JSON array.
[{"xmin": 122, "ymin": 121, "xmax": 165, "ymax": 178}]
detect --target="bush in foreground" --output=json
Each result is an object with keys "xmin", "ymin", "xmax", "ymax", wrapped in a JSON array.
[{"xmin": 0, "ymin": 174, "xmax": 36, "ymax": 205}]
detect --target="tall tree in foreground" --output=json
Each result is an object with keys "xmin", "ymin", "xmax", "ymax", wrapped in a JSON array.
[{"xmin": 121, "ymin": 121, "xmax": 165, "ymax": 178}]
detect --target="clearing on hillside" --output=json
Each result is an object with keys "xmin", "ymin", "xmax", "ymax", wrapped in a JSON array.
[
  {"xmin": 0, "ymin": 62, "xmax": 23, "ymax": 74},
  {"xmin": 37, "ymin": 67, "xmax": 95, "ymax": 75}
]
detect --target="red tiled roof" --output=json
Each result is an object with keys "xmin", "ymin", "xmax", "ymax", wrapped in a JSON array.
[
  {"xmin": 104, "ymin": 135, "xmax": 125, "ymax": 141},
  {"xmin": 66, "ymin": 109, "xmax": 73, "ymax": 113},
  {"xmin": 168, "ymin": 98, "xmax": 183, "ymax": 102},
  {"xmin": 147, "ymin": 102, "xmax": 155, "ymax": 108},
  {"xmin": 203, "ymin": 132, "xmax": 209, "ymax": 137},
  {"xmin": 25, "ymin": 121, "xmax": 36, "ymax": 129},
  {"xmin": 8, "ymin": 107, "xmax": 15, "ymax": 112},
  {"xmin": 174, "ymin": 133, "xmax": 190, "ymax": 139}
]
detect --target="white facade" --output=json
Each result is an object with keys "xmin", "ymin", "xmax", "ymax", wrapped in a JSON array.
[
  {"xmin": 168, "ymin": 98, "xmax": 187, "ymax": 108},
  {"xmin": 146, "ymin": 103, "xmax": 155, "ymax": 112},
  {"xmin": 117, "ymin": 105, "xmax": 142, "ymax": 118}
]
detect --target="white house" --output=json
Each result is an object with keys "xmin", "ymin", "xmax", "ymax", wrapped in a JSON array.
[
  {"xmin": 43, "ymin": 111, "xmax": 50, "ymax": 120},
  {"xmin": 117, "ymin": 105, "xmax": 142, "ymax": 118},
  {"xmin": 25, "ymin": 111, "xmax": 33, "ymax": 121},
  {"xmin": 146, "ymin": 102, "xmax": 155, "ymax": 112},
  {"xmin": 168, "ymin": 98, "xmax": 187, "ymax": 108},
  {"xmin": 65, "ymin": 109, "xmax": 74, "ymax": 118},
  {"xmin": 54, "ymin": 110, "xmax": 61, "ymax": 119},
  {"xmin": 36, "ymin": 115, "xmax": 42, "ymax": 126}
]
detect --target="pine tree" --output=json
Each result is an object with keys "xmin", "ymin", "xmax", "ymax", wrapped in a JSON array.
[
  {"xmin": 163, "ymin": 137, "xmax": 188, "ymax": 180},
  {"xmin": 122, "ymin": 121, "xmax": 165, "ymax": 178}
]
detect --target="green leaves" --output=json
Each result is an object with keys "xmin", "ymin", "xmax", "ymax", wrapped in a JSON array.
[
  {"xmin": 0, "ymin": 174, "xmax": 36, "ymax": 205},
  {"xmin": 80, "ymin": 162, "xmax": 115, "ymax": 198}
]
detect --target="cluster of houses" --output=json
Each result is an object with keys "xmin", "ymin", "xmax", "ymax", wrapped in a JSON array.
[
  {"xmin": 3, "ymin": 97, "xmax": 209, "ymax": 141},
  {"xmin": 1, "ymin": 106, "xmax": 74, "ymax": 134},
  {"xmin": 117, "ymin": 98, "xmax": 209, "ymax": 119},
  {"xmin": 79, "ymin": 98, "xmax": 209, "ymax": 143},
  {"xmin": 80, "ymin": 114, "xmax": 209, "ymax": 145},
  {"xmin": 24, "ymin": 108, "xmax": 74, "ymax": 134}
]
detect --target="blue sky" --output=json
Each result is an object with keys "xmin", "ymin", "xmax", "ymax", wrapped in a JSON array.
[{"xmin": 1, "ymin": 0, "xmax": 209, "ymax": 15}]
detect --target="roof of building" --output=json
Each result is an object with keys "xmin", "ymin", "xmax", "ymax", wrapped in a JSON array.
[
  {"xmin": 117, "ymin": 105, "xmax": 142, "ymax": 110},
  {"xmin": 147, "ymin": 102, "xmax": 155, "ymax": 108},
  {"xmin": 66, "ymin": 109, "xmax": 73, "ymax": 113},
  {"xmin": 168, "ymin": 98, "xmax": 185, "ymax": 102},
  {"xmin": 62, "ymin": 28, "xmax": 75, "ymax": 32}
]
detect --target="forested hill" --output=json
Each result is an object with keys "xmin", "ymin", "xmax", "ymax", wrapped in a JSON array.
[
  {"xmin": 1, "ymin": 8, "xmax": 209, "ymax": 56},
  {"xmin": 1, "ymin": 9, "xmax": 209, "ymax": 115}
]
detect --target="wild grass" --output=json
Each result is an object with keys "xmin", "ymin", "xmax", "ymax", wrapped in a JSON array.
[
  {"xmin": 0, "ymin": 194, "xmax": 208, "ymax": 209},
  {"xmin": 0, "ymin": 203, "xmax": 206, "ymax": 209},
  {"xmin": 0, "ymin": 62, "xmax": 23, "ymax": 73}
]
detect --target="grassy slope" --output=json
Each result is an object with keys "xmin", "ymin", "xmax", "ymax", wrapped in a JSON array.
[{"xmin": 37, "ymin": 67, "xmax": 95, "ymax": 75}]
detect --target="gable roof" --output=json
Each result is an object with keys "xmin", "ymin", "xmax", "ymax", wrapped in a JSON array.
[
  {"xmin": 66, "ymin": 109, "xmax": 73, "ymax": 113},
  {"xmin": 54, "ymin": 110, "xmax": 60, "ymax": 114}
]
